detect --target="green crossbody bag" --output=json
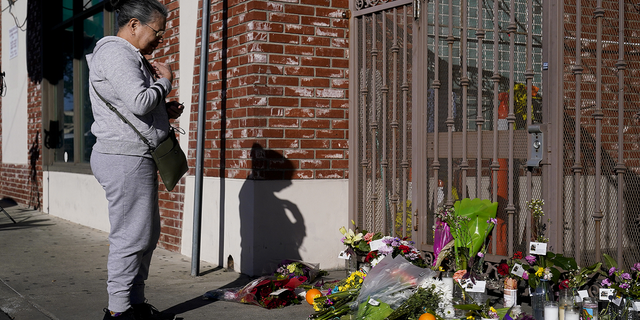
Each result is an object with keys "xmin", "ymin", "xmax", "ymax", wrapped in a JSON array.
[{"xmin": 92, "ymin": 85, "xmax": 188, "ymax": 191}]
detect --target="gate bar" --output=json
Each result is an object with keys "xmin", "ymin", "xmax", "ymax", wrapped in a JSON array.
[
  {"xmin": 460, "ymin": 0, "xmax": 470, "ymax": 200},
  {"xmin": 593, "ymin": 0, "xmax": 604, "ymax": 262},
  {"xmin": 432, "ymin": 0, "xmax": 442, "ymax": 213},
  {"xmin": 371, "ymin": 13, "xmax": 379, "ymax": 233},
  {"xmin": 506, "ymin": 0, "xmax": 517, "ymax": 258},
  {"xmin": 446, "ymin": 0, "xmax": 454, "ymax": 208},
  {"xmin": 475, "ymin": 0, "xmax": 485, "ymax": 199},
  {"xmin": 490, "ymin": 0, "xmax": 501, "ymax": 254},
  {"xmin": 572, "ymin": 0, "xmax": 583, "ymax": 266},
  {"xmin": 615, "ymin": 0, "xmax": 626, "ymax": 266},
  {"xmin": 402, "ymin": 8, "xmax": 409, "ymax": 238}
]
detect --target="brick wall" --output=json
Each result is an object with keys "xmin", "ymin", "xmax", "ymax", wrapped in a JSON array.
[
  {"xmin": 562, "ymin": 0, "xmax": 640, "ymax": 175},
  {"xmin": 0, "ymin": 5, "xmax": 42, "ymax": 211},
  {"xmin": 191, "ymin": 0, "xmax": 350, "ymax": 180},
  {"xmin": 154, "ymin": 0, "xmax": 185, "ymax": 252},
  {"xmin": 0, "ymin": 81, "xmax": 42, "ymax": 209}
]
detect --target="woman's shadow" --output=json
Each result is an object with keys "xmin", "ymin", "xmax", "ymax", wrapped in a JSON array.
[{"xmin": 238, "ymin": 143, "xmax": 306, "ymax": 276}]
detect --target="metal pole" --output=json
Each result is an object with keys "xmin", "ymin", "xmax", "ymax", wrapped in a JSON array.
[{"xmin": 192, "ymin": 0, "xmax": 211, "ymax": 277}]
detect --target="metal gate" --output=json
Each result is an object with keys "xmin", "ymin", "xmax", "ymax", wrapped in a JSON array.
[{"xmin": 349, "ymin": 0, "xmax": 640, "ymax": 269}]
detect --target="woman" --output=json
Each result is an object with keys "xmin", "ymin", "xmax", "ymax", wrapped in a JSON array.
[{"xmin": 87, "ymin": 0, "xmax": 183, "ymax": 319}]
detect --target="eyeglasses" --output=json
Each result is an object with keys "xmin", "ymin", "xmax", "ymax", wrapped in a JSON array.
[{"xmin": 144, "ymin": 23, "xmax": 165, "ymax": 38}]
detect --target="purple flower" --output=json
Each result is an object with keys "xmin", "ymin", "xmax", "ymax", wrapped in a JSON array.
[
  {"xmin": 620, "ymin": 283, "xmax": 630, "ymax": 289},
  {"xmin": 609, "ymin": 267, "xmax": 617, "ymax": 276},
  {"xmin": 601, "ymin": 278, "xmax": 611, "ymax": 287},
  {"xmin": 522, "ymin": 271, "xmax": 529, "ymax": 280},
  {"xmin": 620, "ymin": 273, "xmax": 631, "ymax": 280},
  {"xmin": 341, "ymin": 237, "xmax": 346, "ymax": 244},
  {"xmin": 632, "ymin": 263, "xmax": 640, "ymax": 271},
  {"xmin": 487, "ymin": 218, "xmax": 498, "ymax": 225},
  {"xmin": 478, "ymin": 252, "xmax": 484, "ymax": 258},
  {"xmin": 525, "ymin": 255, "xmax": 537, "ymax": 264},
  {"xmin": 378, "ymin": 246, "xmax": 393, "ymax": 255}
]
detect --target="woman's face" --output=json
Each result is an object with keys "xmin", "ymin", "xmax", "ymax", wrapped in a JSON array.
[{"xmin": 135, "ymin": 14, "xmax": 166, "ymax": 55}]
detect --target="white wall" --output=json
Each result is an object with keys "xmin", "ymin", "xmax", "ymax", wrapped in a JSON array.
[
  {"xmin": 1, "ymin": 1, "xmax": 29, "ymax": 164},
  {"xmin": 43, "ymin": 171, "xmax": 110, "ymax": 232},
  {"xmin": 177, "ymin": 0, "xmax": 197, "ymax": 147},
  {"xmin": 182, "ymin": 177, "xmax": 349, "ymax": 276}
]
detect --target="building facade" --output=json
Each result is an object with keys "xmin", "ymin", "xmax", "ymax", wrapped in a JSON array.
[{"xmin": 3, "ymin": 0, "xmax": 640, "ymax": 274}]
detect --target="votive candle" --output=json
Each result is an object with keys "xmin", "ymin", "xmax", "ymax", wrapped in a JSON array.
[{"xmin": 544, "ymin": 301, "xmax": 559, "ymax": 320}]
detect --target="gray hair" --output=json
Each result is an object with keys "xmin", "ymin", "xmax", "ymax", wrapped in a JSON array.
[{"xmin": 110, "ymin": 0, "xmax": 168, "ymax": 29}]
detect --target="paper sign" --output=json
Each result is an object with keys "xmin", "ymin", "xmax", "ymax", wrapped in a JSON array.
[
  {"xmin": 9, "ymin": 26, "xmax": 18, "ymax": 60},
  {"xmin": 369, "ymin": 239, "xmax": 386, "ymax": 251},
  {"xmin": 575, "ymin": 290, "xmax": 589, "ymax": 303},
  {"xmin": 529, "ymin": 242, "xmax": 548, "ymax": 255},
  {"xmin": 599, "ymin": 288, "xmax": 615, "ymax": 301},
  {"xmin": 612, "ymin": 296, "xmax": 622, "ymax": 306},
  {"xmin": 633, "ymin": 301, "xmax": 640, "ymax": 312},
  {"xmin": 270, "ymin": 288, "xmax": 289, "ymax": 296},
  {"xmin": 577, "ymin": 290, "xmax": 589, "ymax": 302},
  {"xmin": 368, "ymin": 298, "xmax": 380, "ymax": 306},
  {"xmin": 338, "ymin": 250, "xmax": 351, "ymax": 260},
  {"xmin": 511, "ymin": 263, "xmax": 525, "ymax": 277},
  {"xmin": 462, "ymin": 279, "xmax": 487, "ymax": 293}
]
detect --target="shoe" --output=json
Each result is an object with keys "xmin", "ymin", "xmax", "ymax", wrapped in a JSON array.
[
  {"xmin": 132, "ymin": 302, "xmax": 176, "ymax": 320},
  {"xmin": 102, "ymin": 308, "xmax": 137, "ymax": 319}
]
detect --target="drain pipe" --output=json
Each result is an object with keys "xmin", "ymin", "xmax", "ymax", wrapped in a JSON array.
[{"xmin": 191, "ymin": 0, "xmax": 211, "ymax": 277}]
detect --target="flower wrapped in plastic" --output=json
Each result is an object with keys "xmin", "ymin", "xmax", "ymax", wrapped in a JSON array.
[
  {"xmin": 203, "ymin": 275, "xmax": 306, "ymax": 309},
  {"xmin": 353, "ymin": 255, "xmax": 436, "ymax": 319}
]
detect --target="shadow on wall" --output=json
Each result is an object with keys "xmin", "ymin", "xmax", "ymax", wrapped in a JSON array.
[{"xmin": 238, "ymin": 143, "xmax": 306, "ymax": 276}]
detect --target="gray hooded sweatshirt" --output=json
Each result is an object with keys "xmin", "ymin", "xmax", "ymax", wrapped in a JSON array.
[{"xmin": 87, "ymin": 36, "xmax": 172, "ymax": 157}]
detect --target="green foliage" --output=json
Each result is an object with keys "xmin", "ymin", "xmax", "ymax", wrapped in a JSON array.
[{"xmin": 453, "ymin": 198, "xmax": 498, "ymax": 257}]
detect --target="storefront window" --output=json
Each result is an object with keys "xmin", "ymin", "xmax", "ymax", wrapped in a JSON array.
[{"xmin": 46, "ymin": 0, "xmax": 110, "ymax": 165}]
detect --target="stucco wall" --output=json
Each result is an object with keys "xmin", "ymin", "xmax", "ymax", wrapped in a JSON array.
[{"xmin": 181, "ymin": 176, "xmax": 348, "ymax": 275}]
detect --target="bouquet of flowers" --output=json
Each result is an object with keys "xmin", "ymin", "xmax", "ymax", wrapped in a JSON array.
[
  {"xmin": 339, "ymin": 220, "xmax": 383, "ymax": 256},
  {"xmin": 309, "ymin": 270, "xmax": 367, "ymax": 319},
  {"xmin": 204, "ymin": 275, "xmax": 306, "ymax": 309},
  {"xmin": 600, "ymin": 254, "xmax": 640, "ymax": 300},
  {"xmin": 433, "ymin": 198, "xmax": 498, "ymax": 282},
  {"xmin": 385, "ymin": 277, "xmax": 454, "ymax": 320},
  {"xmin": 274, "ymin": 260, "xmax": 327, "ymax": 283},
  {"xmin": 556, "ymin": 259, "xmax": 600, "ymax": 291},
  {"xmin": 455, "ymin": 298, "xmax": 511, "ymax": 320},
  {"xmin": 364, "ymin": 236, "xmax": 428, "ymax": 268}
]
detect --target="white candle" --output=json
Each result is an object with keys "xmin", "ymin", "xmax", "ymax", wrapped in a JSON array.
[
  {"xmin": 565, "ymin": 309, "xmax": 579, "ymax": 320},
  {"xmin": 544, "ymin": 303, "xmax": 559, "ymax": 320},
  {"xmin": 442, "ymin": 276, "xmax": 454, "ymax": 299}
]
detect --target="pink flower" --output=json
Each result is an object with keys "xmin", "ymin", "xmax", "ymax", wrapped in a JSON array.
[
  {"xmin": 522, "ymin": 271, "xmax": 529, "ymax": 280},
  {"xmin": 453, "ymin": 270, "xmax": 468, "ymax": 281},
  {"xmin": 525, "ymin": 255, "xmax": 537, "ymax": 264},
  {"xmin": 364, "ymin": 232, "xmax": 374, "ymax": 242},
  {"xmin": 632, "ymin": 263, "xmax": 640, "ymax": 271}
]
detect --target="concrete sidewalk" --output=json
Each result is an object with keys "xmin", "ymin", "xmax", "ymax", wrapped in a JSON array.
[{"xmin": 0, "ymin": 200, "xmax": 328, "ymax": 320}]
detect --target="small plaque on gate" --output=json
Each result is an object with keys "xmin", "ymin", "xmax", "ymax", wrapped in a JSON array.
[
  {"xmin": 529, "ymin": 242, "xmax": 548, "ymax": 255},
  {"xmin": 511, "ymin": 263, "xmax": 525, "ymax": 278}
]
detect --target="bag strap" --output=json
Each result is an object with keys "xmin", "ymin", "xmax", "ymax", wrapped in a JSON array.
[{"xmin": 91, "ymin": 83, "xmax": 154, "ymax": 151}]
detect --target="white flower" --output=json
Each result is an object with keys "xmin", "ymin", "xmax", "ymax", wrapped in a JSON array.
[
  {"xmin": 442, "ymin": 305, "xmax": 456, "ymax": 319},
  {"xmin": 419, "ymin": 277, "xmax": 453, "ymax": 307},
  {"xmin": 370, "ymin": 254, "xmax": 386, "ymax": 267}
]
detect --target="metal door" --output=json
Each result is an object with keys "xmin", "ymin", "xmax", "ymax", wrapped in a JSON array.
[
  {"xmin": 349, "ymin": 0, "xmax": 544, "ymax": 263},
  {"xmin": 349, "ymin": 0, "xmax": 640, "ymax": 269}
]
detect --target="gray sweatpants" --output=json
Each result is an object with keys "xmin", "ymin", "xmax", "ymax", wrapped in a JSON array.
[{"xmin": 91, "ymin": 151, "xmax": 161, "ymax": 313}]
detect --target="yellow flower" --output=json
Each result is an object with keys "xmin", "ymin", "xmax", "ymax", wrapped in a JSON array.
[
  {"xmin": 439, "ymin": 266, "xmax": 445, "ymax": 271},
  {"xmin": 536, "ymin": 267, "xmax": 544, "ymax": 277},
  {"xmin": 467, "ymin": 316, "xmax": 474, "ymax": 320},
  {"xmin": 287, "ymin": 264, "xmax": 297, "ymax": 273},
  {"xmin": 490, "ymin": 307, "xmax": 497, "ymax": 313}
]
